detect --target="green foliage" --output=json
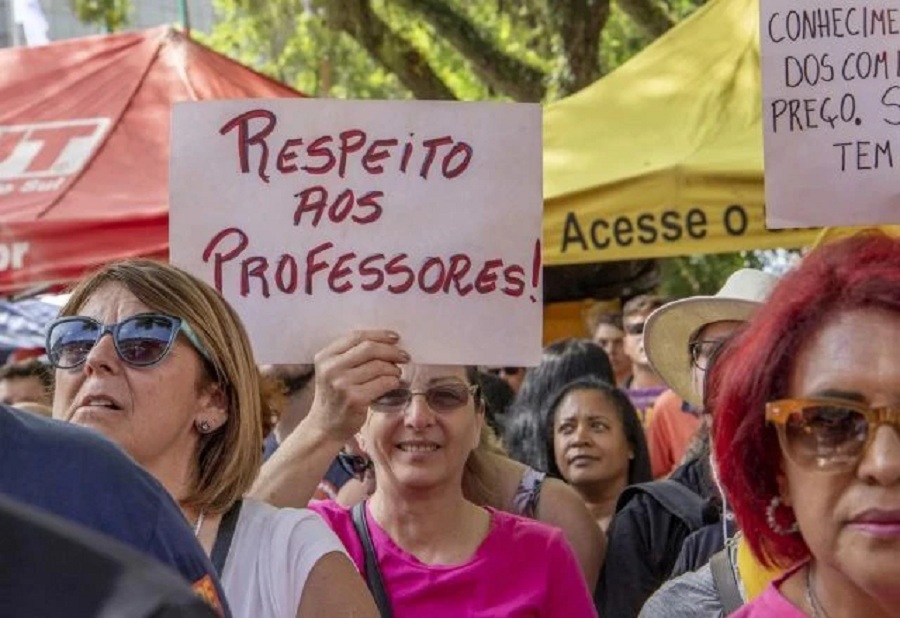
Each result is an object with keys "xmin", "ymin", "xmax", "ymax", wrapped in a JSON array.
[
  {"xmin": 659, "ymin": 251, "xmax": 765, "ymax": 298},
  {"xmin": 71, "ymin": 0, "xmax": 132, "ymax": 32}
]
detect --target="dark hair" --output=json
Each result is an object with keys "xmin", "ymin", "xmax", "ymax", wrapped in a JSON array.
[
  {"xmin": 503, "ymin": 338, "xmax": 614, "ymax": 471},
  {"xmin": 0, "ymin": 359, "xmax": 53, "ymax": 391},
  {"xmin": 622, "ymin": 294, "xmax": 666, "ymax": 320},
  {"xmin": 542, "ymin": 376, "xmax": 651, "ymax": 485},
  {"xmin": 477, "ymin": 370, "xmax": 515, "ymax": 438},
  {"xmin": 713, "ymin": 232, "xmax": 900, "ymax": 569},
  {"xmin": 595, "ymin": 311, "xmax": 624, "ymax": 331}
]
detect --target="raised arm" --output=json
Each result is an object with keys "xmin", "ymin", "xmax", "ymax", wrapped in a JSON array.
[{"xmin": 250, "ymin": 330, "xmax": 406, "ymax": 507}]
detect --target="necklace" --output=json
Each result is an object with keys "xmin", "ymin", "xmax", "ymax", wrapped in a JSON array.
[
  {"xmin": 193, "ymin": 510, "xmax": 206, "ymax": 537},
  {"xmin": 805, "ymin": 564, "xmax": 830, "ymax": 618}
]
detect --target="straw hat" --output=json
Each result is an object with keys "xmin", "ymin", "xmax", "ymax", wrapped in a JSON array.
[{"xmin": 644, "ymin": 269, "xmax": 779, "ymax": 408}]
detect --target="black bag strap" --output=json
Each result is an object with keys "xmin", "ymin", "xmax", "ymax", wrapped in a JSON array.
[
  {"xmin": 710, "ymin": 546, "xmax": 743, "ymax": 614},
  {"xmin": 351, "ymin": 501, "xmax": 393, "ymax": 618},
  {"xmin": 210, "ymin": 499, "xmax": 243, "ymax": 576},
  {"xmin": 616, "ymin": 479, "xmax": 705, "ymax": 531}
]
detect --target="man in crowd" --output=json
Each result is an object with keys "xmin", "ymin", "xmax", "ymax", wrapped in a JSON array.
[
  {"xmin": 0, "ymin": 404, "xmax": 228, "ymax": 615},
  {"xmin": 595, "ymin": 268, "xmax": 778, "ymax": 617},
  {"xmin": 0, "ymin": 359, "xmax": 53, "ymax": 407},
  {"xmin": 482, "ymin": 365, "xmax": 526, "ymax": 394},
  {"xmin": 621, "ymin": 294, "xmax": 668, "ymax": 424},
  {"xmin": 591, "ymin": 311, "xmax": 632, "ymax": 387}
]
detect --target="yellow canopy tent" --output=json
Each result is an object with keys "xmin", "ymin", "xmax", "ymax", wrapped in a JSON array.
[{"xmin": 543, "ymin": 0, "xmax": 821, "ymax": 267}]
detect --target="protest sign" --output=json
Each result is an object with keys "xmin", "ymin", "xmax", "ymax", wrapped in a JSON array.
[
  {"xmin": 170, "ymin": 99, "xmax": 542, "ymax": 365},
  {"xmin": 760, "ymin": 1, "xmax": 900, "ymax": 228}
]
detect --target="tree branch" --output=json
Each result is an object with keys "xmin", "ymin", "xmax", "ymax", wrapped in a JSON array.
[
  {"xmin": 323, "ymin": 0, "xmax": 457, "ymax": 100},
  {"xmin": 615, "ymin": 0, "xmax": 675, "ymax": 38},
  {"xmin": 390, "ymin": 0, "xmax": 547, "ymax": 102},
  {"xmin": 545, "ymin": 0, "xmax": 611, "ymax": 96}
]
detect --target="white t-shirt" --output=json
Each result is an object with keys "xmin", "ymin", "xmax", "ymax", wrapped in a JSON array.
[{"xmin": 220, "ymin": 498, "xmax": 347, "ymax": 617}]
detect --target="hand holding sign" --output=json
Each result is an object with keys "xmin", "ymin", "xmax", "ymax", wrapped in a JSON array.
[
  {"xmin": 170, "ymin": 99, "xmax": 542, "ymax": 365},
  {"xmin": 306, "ymin": 330, "xmax": 406, "ymax": 445}
]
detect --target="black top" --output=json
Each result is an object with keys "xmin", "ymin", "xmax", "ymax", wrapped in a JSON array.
[{"xmin": 595, "ymin": 456, "xmax": 719, "ymax": 617}]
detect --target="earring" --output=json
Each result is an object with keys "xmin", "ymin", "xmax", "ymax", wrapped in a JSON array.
[
  {"xmin": 766, "ymin": 496, "xmax": 800, "ymax": 535},
  {"xmin": 196, "ymin": 419, "xmax": 212, "ymax": 434}
]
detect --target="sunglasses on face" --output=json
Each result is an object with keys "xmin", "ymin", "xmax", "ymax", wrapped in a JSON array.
[
  {"xmin": 624, "ymin": 321, "xmax": 646, "ymax": 335},
  {"xmin": 370, "ymin": 383, "xmax": 479, "ymax": 414},
  {"xmin": 337, "ymin": 450, "xmax": 373, "ymax": 481},
  {"xmin": 46, "ymin": 313, "xmax": 209, "ymax": 370},
  {"xmin": 766, "ymin": 398, "xmax": 900, "ymax": 471}
]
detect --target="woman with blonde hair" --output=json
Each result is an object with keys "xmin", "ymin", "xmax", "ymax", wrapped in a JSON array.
[{"xmin": 48, "ymin": 259, "xmax": 376, "ymax": 617}]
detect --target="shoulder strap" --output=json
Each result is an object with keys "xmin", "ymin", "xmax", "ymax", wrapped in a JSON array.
[
  {"xmin": 616, "ymin": 479, "xmax": 705, "ymax": 531},
  {"xmin": 710, "ymin": 547, "xmax": 744, "ymax": 614},
  {"xmin": 351, "ymin": 501, "xmax": 393, "ymax": 618},
  {"xmin": 210, "ymin": 499, "xmax": 242, "ymax": 576}
]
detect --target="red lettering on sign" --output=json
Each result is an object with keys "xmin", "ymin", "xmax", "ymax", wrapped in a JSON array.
[{"xmin": 219, "ymin": 109, "xmax": 277, "ymax": 183}]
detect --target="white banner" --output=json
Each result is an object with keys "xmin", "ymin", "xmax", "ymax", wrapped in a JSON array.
[
  {"xmin": 170, "ymin": 99, "xmax": 543, "ymax": 365},
  {"xmin": 761, "ymin": 2, "xmax": 900, "ymax": 228}
]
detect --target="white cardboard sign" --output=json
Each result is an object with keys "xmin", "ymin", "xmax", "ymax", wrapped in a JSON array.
[
  {"xmin": 170, "ymin": 99, "xmax": 542, "ymax": 365},
  {"xmin": 760, "ymin": 1, "xmax": 900, "ymax": 228}
]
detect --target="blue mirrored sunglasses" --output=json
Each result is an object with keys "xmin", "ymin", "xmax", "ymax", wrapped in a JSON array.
[{"xmin": 46, "ymin": 313, "xmax": 211, "ymax": 370}]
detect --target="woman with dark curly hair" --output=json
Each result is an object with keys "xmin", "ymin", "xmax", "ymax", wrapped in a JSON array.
[{"xmin": 713, "ymin": 232, "xmax": 900, "ymax": 617}]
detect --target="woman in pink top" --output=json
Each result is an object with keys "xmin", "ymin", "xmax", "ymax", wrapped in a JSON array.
[
  {"xmin": 711, "ymin": 233, "xmax": 900, "ymax": 618},
  {"xmin": 308, "ymin": 356, "xmax": 597, "ymax": 617}
]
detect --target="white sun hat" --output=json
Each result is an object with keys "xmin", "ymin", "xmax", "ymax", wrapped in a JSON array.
[{"xmin": 644, "ymin": 269, "xmax": 779, "ymax": 408}]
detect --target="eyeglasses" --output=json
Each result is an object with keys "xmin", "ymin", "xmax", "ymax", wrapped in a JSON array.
[
  {"xmin": 766, "ymin": 398, "xmax": 900, "ymax": 470},
  {"xmin": 689, "ymin": 339, "xmax": 726, "ymax": 370},
  {"xmin": 624, "ymin": 321, "xmax": 646, "ymax": 335},
  {"xmin": 370, "ymin": 383, "xmax": 479, "ymax": 413},
  {"xmin": 337, "ymin": 451, "xmax": 373, "ymax": 481},
  {"xmin": 46, "ymin": 313, "xmax": 210, "ymax": 370}
]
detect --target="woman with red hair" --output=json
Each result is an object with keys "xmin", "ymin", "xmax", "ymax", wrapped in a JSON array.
[{"xmin": 712, "ymin": 232, "xmax": 900, "ymax": 617}]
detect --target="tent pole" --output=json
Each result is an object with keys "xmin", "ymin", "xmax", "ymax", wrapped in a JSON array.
[{"xmin": 178, "ymin": 0, "xmax": 191, "ymax": 38}]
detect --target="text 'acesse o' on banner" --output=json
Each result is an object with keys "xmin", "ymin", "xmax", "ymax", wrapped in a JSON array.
[
  {"xmin": 760, "ymin": 1, "xmax": 900, "ymax": 228},
  {"xmin": 169, "ymin": 99, "xmax": 543, "ymax": 365}
]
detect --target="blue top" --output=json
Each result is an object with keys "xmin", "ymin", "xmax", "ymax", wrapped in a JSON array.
[{"xmin": 0, "ymin": 405, "xmax": 229, "ymax": 616}]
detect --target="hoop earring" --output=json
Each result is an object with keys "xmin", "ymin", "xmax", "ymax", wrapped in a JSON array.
[
  {"xmin": 196, "ymin": 419, "xmax": 212, "ymax": 434},
  {"xmin": 766, "ymin": 496, "xmax": 800, "ymax": 535}
]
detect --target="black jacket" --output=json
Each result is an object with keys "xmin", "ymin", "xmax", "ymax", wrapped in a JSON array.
[{"xmin": 594, "ymin": 456, "xmax": 721, "ymax": 617}]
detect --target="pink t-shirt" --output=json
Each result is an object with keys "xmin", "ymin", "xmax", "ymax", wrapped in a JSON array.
[
  {"xmin": 309, "ymin": 500, "xmax": 598, "ymax": 618},
  {"xmin": 730, "ymin": 565, "xmax": 806, "ymax": 618}
]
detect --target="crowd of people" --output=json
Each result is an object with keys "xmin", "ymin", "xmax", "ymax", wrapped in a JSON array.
[{"xmin": 0, "ymin": 231, "xmax": 896, "ymax": 617}]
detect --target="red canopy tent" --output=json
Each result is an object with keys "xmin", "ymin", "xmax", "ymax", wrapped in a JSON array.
[{"xmin": 0, "ymin": 26, "xmax": 303, "ymax": 295}]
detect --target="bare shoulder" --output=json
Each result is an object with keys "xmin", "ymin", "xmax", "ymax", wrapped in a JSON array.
[
  {"xmin": 296, "ymin": 552, "xmax": 378, "ymax": 618},
  {"xmin": 537, "ymin": 478, "xmax": 606, "ymax": 587}
]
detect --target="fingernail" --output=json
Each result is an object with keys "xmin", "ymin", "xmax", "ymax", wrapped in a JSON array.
[
  {"xmin": 398, "ymin": 350, "xmax": 410, "ymax": 362},
  {"xmin": 386, "ymin": 331, "xmax": 400, "ymax": 341}
]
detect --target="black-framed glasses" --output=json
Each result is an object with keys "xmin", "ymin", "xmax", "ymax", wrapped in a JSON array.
[
  {"xmin": 767, "ymin": 398, "xmax": 900, "ymax": 470},
  {"xmin": 624, "ymin": 321, "xmax": 646, "ymax": 335},
  {"xmin": 370, "ymin": 383, "xmax": 479, "ymax": 413},
  {"xmin": 337, "ymin": 451, "xmax": 372, "ymax": 481},
  {"xmin": 689, "ymin": 339, "xmax": 726, "ymax": 370},
  {"xmin": 46, "ymin": 313, "xmax": 210, "ymax": 370}
]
